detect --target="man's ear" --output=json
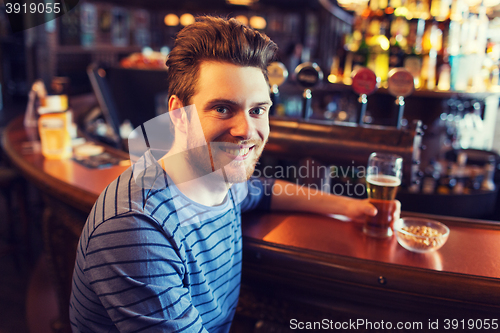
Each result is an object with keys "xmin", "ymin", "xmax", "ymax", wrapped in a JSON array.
[{"xmin": 169, "ymin": 95, "xmax": 188, "ymax": 134}]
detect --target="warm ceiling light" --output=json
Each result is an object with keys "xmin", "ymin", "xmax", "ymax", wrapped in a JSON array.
[
  {"xmin": 226, "ymin": 0, "xmax": 258, "ymax": 5},
  {"xmin": 235, "ymin": 15, "xmax": 249, "ymax": 26},
  {"xmin": 164, "ymin": 14, "xmax": 179, "ymax": 26},
  {"xmin": 180, "ymin": 13, "xmax": 195, "ymax": 26},
  {"xmin": 249, "ymin": 16, "xmax": 266, "ymax": 29}
]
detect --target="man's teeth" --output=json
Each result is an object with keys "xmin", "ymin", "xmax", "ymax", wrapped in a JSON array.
[{"xmin": 221, "ymin": 147, "xmax": 250, "ymax": 156}]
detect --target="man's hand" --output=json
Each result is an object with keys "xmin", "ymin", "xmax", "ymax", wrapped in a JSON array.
[
  {"xmin": 342, "ymin": 198, "xmax": 377, "ymax": 223},
  {"xmin": 270, "ymin": 179, "xmax": 402, "ymax": 223},
  {"xmin": 341, "ymin": 198, "xmax": 401, "ymax": 224}
]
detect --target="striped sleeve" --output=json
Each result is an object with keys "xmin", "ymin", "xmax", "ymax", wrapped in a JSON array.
[{"xmin": 83, "ymin": 213, "xmax": 209, "ymax": 333}]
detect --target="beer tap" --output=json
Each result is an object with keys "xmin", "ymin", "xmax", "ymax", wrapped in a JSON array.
[
  {"xmin": 267, "ymin": 62, "xmax": 288, "ymax": 116},
  {"xmin": 351, "ymin": 67, "xmax": 378, "ymax": 125},
  {"xmin": 387, "ymin": 68, "xmax": 414, "ymax": 129},
  {"xmin": 295, "ymin": 62, "xmax": 323, "ymax": 120}
]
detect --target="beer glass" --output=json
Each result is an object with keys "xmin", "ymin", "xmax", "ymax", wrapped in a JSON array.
[{"xmin": 363, "ymin": 152, "xmax": 403, "ymax": 238}]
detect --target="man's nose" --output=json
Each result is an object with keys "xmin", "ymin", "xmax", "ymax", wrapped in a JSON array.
[{"xmin": 229, "ymin": 112, "xmax": 254, "ymax": 140}]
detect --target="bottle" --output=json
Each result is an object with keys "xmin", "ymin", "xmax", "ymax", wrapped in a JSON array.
[
  {"xmin": 436, "ymin": 163, "xmax": 456, "ymax": 195},
  {"xmin": 404, "ymin": 46, "xmax": 423, "ymax": 88},
  {"xmin": 352, "ymin": 34, "xmax": 370, "ymax": 72},
  {"xmin": 447, "ymin": 168, "xmax": 458, "ymax": 194},
  {"xmin": 469, "ymin": 100, "xmax": 485, "ymax": 149},
  {"xmin": 421, "ymin": 159, "xmax": 441, "ymax": 194},
  {"xmin": 466, "ymin": 166, "xmax": 482, "ymax": 194},
  {"xmin": 389, "ymin": 35, "xmax": 405, "ymax": 70},
  {"xmin": 453, "ymin": 5, "xmax": 471, "ymax": 91},
  {"xmin": 458, "ymin": 100, "xmax": 475, "ymax": 149},
  {"xmin": 428, "ymin": 22, "xmax": 443, "ymax": 90},
  {"xmin": 471, "ymin": 5, "xmax": 489, "ymax": 92},
  {"xmin": 420, "ymin": 21, "xmax": 442, "ymax": 90},
  {"xmin": 437, "ymin": 62, "xmax": 451, "ymax": 91},
  {"xmin": 404, "ymin": 19, "xmax": 425, "ymax": 88},
  {"xmin": 481, "ymin": 156, "xmax": 496, "ymax": 191},
  {"xmin": 367, "ymin": 18, "xmax": 390, "ymax": 82},
  {"xmin": 452, "ymin": 151, "xmax": 467, "ymax": 194},
  {"xmin": 38, "ymin": 95, "xmax": 73, "ymax": 159},
  {"xmin": 447, "ymin": 13, "xmax": 462, "ymax": 91},
  {"xmin": 434, "ymin": 0, "xmax": 451, "ymax": 21},
  {"xmin": 388, "ymin": 16, "xmax": 407, "ymax": 71}
]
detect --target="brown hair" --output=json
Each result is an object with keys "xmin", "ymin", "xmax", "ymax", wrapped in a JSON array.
[{"xmin": 166, "ymin": 16, "xmax": 278, "ymax": 107}]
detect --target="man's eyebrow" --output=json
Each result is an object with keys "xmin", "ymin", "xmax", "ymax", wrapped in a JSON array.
[
  {"xmin": 204, "ymin": 98, "xmax": 239, "ymax": 107},
  {"xmin": 255, "ymin": 100, "xmax": 273, "ymax": 107},
  {"xmin": 204, "ymin": 98, "xmax": 273, "ymax": 108}
]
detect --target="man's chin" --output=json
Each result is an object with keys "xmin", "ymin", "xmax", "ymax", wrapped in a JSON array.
[
  {"xmin": 222, "ymin": 162, "xmax": 255, "ymax": 183},
  {"xmin": 224, "ymin": 175, "xmax": 249, "ymax": 184}
]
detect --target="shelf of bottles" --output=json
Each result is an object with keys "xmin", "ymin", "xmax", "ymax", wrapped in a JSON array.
[
  {"xmin": 332, "ymin": 0, "xmax": 500, "ymax": 93},
  {"xmin": 420, "ymin": 151, "xmax": 496, "ymax": 196}
]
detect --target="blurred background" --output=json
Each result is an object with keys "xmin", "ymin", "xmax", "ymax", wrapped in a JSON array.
[{"xmin": 1, "ymin": 0, "xmax": 500, "ymax": 332}]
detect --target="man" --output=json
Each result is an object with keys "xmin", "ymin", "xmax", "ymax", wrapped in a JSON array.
[{"xmin": 70, "ymin": 16, "xmax": 385, "ymax": 333}]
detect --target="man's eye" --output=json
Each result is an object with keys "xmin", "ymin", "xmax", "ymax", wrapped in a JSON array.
[
  {"xmin": 250, "ymin": 108, "xmax": 266, "ymax": 115},
  {"xmin": 215, "ymin": 107, "xmax": 229, "ymax": 114}
]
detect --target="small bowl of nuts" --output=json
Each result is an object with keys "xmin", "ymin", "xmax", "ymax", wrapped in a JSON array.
[{"xmin": 394, "ymin": 218, "xmax": 450, "ymax": 253}]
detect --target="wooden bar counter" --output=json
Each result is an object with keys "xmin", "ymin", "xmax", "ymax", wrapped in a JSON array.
[
  {"xmin": 240, "ymin": 212, "xmax": 500, "ymax": 326},
  {"xmin": 3, "ymin": 115, "xmax": 500, "ymax": 331}
]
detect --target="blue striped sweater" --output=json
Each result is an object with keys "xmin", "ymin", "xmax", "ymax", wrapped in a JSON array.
[{"xmin": 70, "ymin": 160, "xmax": 273, "ymax": 333}]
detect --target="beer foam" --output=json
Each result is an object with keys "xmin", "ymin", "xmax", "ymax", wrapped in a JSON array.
[{"xmin": 366, "ymin": 174, "xmax": 401, "ymax": 187}]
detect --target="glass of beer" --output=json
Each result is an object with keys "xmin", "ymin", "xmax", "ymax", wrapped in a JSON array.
[{"xmin": 363, "ymin": 152, "xmax": 403, "ymax": 238}]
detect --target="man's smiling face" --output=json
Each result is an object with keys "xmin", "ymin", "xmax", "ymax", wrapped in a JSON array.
[{"xmin": 185, "ymin": 61, "xmax": 272, "ymax": 183}]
